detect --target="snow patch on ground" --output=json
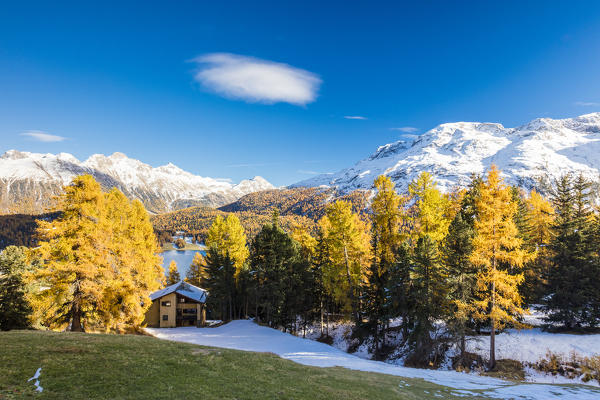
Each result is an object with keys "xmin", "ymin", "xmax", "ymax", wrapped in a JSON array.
[
  {"xmin": 146, "ymin": 320, "xmax": 600, "ymax": 399},
  {"xmin": 27, "ymin": 367, "xmax": 43, "ymax": 392},
  {"xmin": 466, "ymin": 328, "xmax": 600, "ymax": 364}
]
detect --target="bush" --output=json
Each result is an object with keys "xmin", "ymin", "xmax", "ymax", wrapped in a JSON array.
[
  {"xmin": 174, "ymin": 238, "xmax": 186, "ymax": 249},
  {"xmin": 534, "ymin": 351, "xmax": 600, "ymax": 384}
]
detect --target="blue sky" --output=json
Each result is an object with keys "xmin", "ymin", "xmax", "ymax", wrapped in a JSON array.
[{"xmin": 1, "ymin": 1, "xmax": 600, "ymax": 186}]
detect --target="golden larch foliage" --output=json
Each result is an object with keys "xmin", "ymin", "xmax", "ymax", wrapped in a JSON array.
[
  {"xmin": 27, "ymin": 175, "xmax": 164, "ymax": 332},
  {"xmin": 469, "ymin": 165, "xmax": 535, "ymax": 367}
]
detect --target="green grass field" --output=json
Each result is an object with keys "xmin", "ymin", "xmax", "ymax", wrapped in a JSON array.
[{"xmin": 0, "ymin": 330, "xmax": 481, "ymax": 400}]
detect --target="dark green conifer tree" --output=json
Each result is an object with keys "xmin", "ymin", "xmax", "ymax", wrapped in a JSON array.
[
  {"xmin": 406, "ymin": 235, "xmax": 448, "ymax": 367},
  {"xmin": 250, "ymin": 212, "xmax": 306, "ymax": 329},
  {"xmin": 386, "ymin": 243, "xmax": 413, "ymax": 340},
  {"xmin": 545, "ymin": 174, "xmax": 596, "ymax": 328},
  {"xmin": 204, "ymin": 247, "xmax": 237, "ymax": 321},
  {"xmin": 442, "ymin": 179, "xmax": 480, "ymax": 364},
  {"xmin": 0, "ymin": 246, "xmax": 33, "ymax": 330},
  {"xmin": 361, "ymin": 239, "xmax": 389, "ymax": 359}
]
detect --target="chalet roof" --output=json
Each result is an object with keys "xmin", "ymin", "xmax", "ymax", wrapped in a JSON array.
[{"xmin": 150, "ymin": 281, "xmax": 207, "ymax": 303}]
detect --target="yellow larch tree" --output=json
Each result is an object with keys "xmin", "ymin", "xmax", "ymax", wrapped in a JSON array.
[
  {"xmin": 371, "ymin": 175, "xmax": 405, "ymax": 267},
  {"xmin": 166, "ymin": 260, "xmax": 181, "ymax": 286},
  {"xmin": 408, "ymin": 172, "xmax": 451, "ymax": 243},
  {"xmin": 290, "ymin": 222, "xmax": 317, "ymax": 261},
  {"xmin": 99, "ymin": 190, "xmax": 164, "ymax": 331},
  {"xmin": 28, "ymin": 175, "xmax": 108, "ymax": 332},
  {"xmin": 470, "ymin": 165, "xmax": 534, "ymax": 369},
  {"xmin": 520, "ymin": 189, "xmax": 555, "ymax": 301},
  {"xmin": 186, "ymin": 252, "xmax": 208, "ymax": 287},
  {"xmin": 206, "ymin": 214, "xmax": 249, "ymax": 274},
  {"xmin": 318, "ymin": 200, "xmax": 371, "ymax": 321},
  {"xmin": 27, "ymin": 175, "xmax": 164, "ymax": 332}
]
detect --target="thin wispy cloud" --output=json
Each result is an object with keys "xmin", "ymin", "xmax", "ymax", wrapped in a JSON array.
[
  {"xmin": 303, "ymin": 160, "xmax": 325, "ymax": 164},
  {"xmin": 297, "ymin": 169, "xmax": 333, "ymax": 175},
  {"xmin": 20, "ymin": 130, "xmax": 66, "ymax": 142},
  {"xmin": 574, "ymin": 101, "xmax": 600, "ymax": 107},
  {"xmin": 402, "ymin": 134, "xmax": 420, "ymax": 140},
  {"xmin": 390, "ymin": 126, "xmax": 418, "ymax": 133},
  {"xmin": 227, "ymin": 162, "xmax": 279, "ymax": 168},
  {"xmin": 344, "ymin": 116, "xmax": 367, "ymax": 120},
  {"xmin": 191, "ymin": 53, "xmax": 321, "ymax": 106}
]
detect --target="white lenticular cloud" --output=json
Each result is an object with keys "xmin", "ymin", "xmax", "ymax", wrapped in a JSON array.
[
  {"xmin": 390, "ymin": 126, "xmax": 418, "ymax": 133},
  {"xmin": 192, "ymin": 53, "xmax": 321, "ymax": 106},
  {"xmin": 20, "ymin": 131, "xmax": 66, "ymax": 142},
  {"xmin": 344, "ymin": 115, "xmax": 367, "ymax": 120}
]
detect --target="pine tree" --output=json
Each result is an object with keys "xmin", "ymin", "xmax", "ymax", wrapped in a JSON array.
[
  {"xmin": 318, "ymin": 200, "xmax": 371, "ymax": 323},
  {"xmin": 545, "ymin": 174, "xmax": 596, "ymax": 328},
  {"xmin": 0, "ymin": 246, "xmax": 33, "ymax": 330},
  {"xmin": 204, "ymin": 247, "xmax": 237, "ymax": 321},
  {"xmin": 362, "ymin": 250, "xmax": 389, "ymax": 359},
  {"xmin": 386, "ymin": 242, "xmax": 413, "ymax": 339},
  {"xmin": 313, "ymin": 229, "xmax": 331, "ymax": 336},
  {"xmin": 250, "ymin": 214, "xmax": 305, "ymax": 328},
  {"xmin": 363, "ymin": 175, "xmax": 404, "ymax": 357},
  {"xmin": 166, "ymin": 260, "xmax": 181, "ymax": 285},
  {"xmin": 186, "ymin": 252, "xmax": 208, "ymax": 287},
  {"xmin": 442, "ymin": 177, "xmax": 481, "ymax": 364},
  {"xmin": 470, "ymin": 166, "xmax": 532, "ymax": 369},
  {"xmin": 590, "ymin": 208, "xmax": 600, "ymax": 325},
  {"xmin": 407, "ymin": 235, "xmax": 448, "ymax": 367}
]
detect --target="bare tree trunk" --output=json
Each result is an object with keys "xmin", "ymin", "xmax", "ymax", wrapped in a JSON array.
[
  {"xmin": 70, "ymin": 281, "xmax": 84, "ymax": 332},
  {"xmin": 255, "ymin": 286, "xmax": 259, "ymax": 323},
  {"xmin": 320, "ymin": 300, "xmax": 324, "ymax": 336},
  {"xmin": 70, "ymin": 302, "xmax": 84, "ymax": 332},
  {"xmin": 326, "ymin": 307, "xmax": 330, "ymax": 337},
  {"xmin": 489, "ymin": 280, "xmax": 496, "ymax": 370},
  {"xmin": 303, "ymin": 314, "xmax": 306, "ymax": 338},
  {"xmin": 343, "ymin": 245, "xmax": 359, "ymax": 323}
]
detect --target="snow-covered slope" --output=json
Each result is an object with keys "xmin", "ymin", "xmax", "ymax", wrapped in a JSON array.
[
  {"xmin": 147, "ymin": 320, "xmax": 600, "ymax": 399},
  {"xmin": 293, "ymin": 112, "xmax": 600, "ymax": 193},
  {"xmin": 0, "ymin": 150, "xmax": 273, "ymax": 213}
]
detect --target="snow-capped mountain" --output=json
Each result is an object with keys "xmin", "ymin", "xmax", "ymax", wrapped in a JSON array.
[
  {"xmin": 293, "ymin": 112, "xmax": 600, "ymax": 194},
  {"xmin": 0, "ymin": 150, "xmax": 273, "ymax": 213}
]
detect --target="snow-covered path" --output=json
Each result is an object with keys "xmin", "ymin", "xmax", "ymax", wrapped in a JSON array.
[{"xmin": 146, "ymin": 320, "xmax": 600, "ymax": 399}]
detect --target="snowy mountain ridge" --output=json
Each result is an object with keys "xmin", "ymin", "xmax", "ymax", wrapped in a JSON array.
[
  {"xmin": 293, "ymin": 112, "xmax": 600, "ymax": 193},
  {"xmin": 0, "ymin": 150, "xmax": 273, "ymax": 213}
]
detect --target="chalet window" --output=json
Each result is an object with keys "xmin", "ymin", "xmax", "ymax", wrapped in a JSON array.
[
  {"xmin": 161, "ymin": 301, "xmax": 171, "ymax": 307},
  {"xmin": 162, "ymin": 315, "xmax": 168, "ymax": 321},
  {"xmin": 179, "ymin": 297, "xmax": 186, "ymax": 303}
]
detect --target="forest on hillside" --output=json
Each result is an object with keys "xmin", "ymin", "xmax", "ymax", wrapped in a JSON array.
[
  {"xmin": 186, "ymin": 166, "xmax": 600, "ymax": 373},
  {"xmin": 151, "ymin": 188, "xmax": 370, "ymax": 242}
]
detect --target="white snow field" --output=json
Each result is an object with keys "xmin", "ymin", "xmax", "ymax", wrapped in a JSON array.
[
  {"xmin": 146, "ymin": 320, "xmax": 600, "ymax": 399},
  {"xmin": 466, "ymin": 328, "xmax": 600, "ymax": 364}
]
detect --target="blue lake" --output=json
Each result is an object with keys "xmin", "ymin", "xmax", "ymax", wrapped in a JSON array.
[{"xmin": 161, "ymin": 249, "xmax": 206, "ymax": 279}]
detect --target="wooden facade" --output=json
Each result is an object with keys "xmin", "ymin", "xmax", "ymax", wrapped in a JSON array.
[{"xmin": 144, "ymin": 282, "xmax": 207, "ymax": 328}]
